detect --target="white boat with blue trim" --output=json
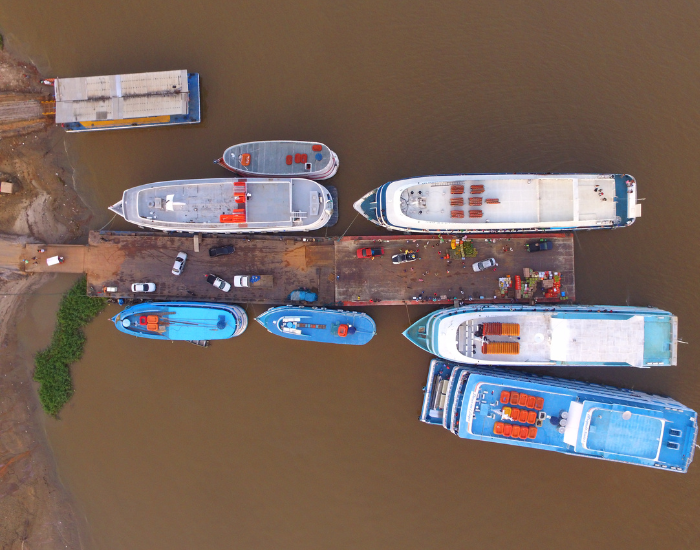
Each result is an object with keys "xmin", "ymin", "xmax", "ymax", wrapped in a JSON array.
[
  {"xmin": 354, "ymin": 173, "xmax": 641, "ymax": 233},
  {"xmin": 422, "ymin": 360, "xmax": 696, "ymax": 472},
  {"xmin": 404, "ymin": 304, "xmax": 677, "ymax": 368}
]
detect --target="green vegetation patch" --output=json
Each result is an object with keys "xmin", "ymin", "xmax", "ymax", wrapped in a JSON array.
[{"xmin": 34, "ymin": 276, "xmax": 107, "ymax": 416}]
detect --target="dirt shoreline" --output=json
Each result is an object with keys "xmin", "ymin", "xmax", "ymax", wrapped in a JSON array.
[{"xmin": 0, "ymin": 45, "xmax": 92, "ymax": 550}]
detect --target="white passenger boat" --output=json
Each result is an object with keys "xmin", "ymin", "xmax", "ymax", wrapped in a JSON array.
[
  {"xmin": 404, "ymin": 304, "xmax": 678, "ymax": 368},
  {"xmin": 109, "ymin": 177, "xmax": 335, "ymax": 233},
  {"xmin": 354, "ymin": 174, "xmax": 641, "ymax": 233},
  {"xmin": 215, "ymin": 141, "xmax": 339, "ymax": 180}
]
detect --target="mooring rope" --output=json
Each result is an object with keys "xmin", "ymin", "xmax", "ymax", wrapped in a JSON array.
[
  {"xmin": 99, "ymin": 213, "xmax": 118, "ymax": 231},
  {"xmin": 337, "ymin": 212, "xmax": 360, "ymax": 240}
]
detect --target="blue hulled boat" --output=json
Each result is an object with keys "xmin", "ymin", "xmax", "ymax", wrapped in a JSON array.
[
  {"xmin": 404, "ymin": 304, "xmax": 678, "ymax": 367},
  {"xmin": 111, "ymin": 302, "xmax": 247, "ymax": 341},
  {"xmin": 422, "ymin": 360, "xmax": 697, "ymax": 472},
  {"xmin": 255, "ymin": 306, "xmax": 376, "ymax": 345}
]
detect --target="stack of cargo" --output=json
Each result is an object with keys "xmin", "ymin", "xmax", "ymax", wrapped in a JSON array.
[{"xmin": 481, "ymin": 342, "xmax": 520, "ymax": 355}]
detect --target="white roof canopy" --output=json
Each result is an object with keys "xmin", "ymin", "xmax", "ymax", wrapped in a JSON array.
[{"xmin": 550, "ymin": 316, "xmax": 645, "ymax": 366}]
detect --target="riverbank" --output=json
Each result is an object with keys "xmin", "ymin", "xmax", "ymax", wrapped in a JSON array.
[{"xmin": 0, "ymin": 45, "xmax": 92, "ymax": 550}]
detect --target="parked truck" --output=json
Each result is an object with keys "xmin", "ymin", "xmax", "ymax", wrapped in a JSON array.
[{"xmin": 233, "ymin": 275, "xmax": 274, "ymax": 288}]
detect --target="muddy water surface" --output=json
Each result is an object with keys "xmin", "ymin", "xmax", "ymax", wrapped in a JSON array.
[{"xmin": 2, "ymin": 1, "xmax": 700, "ymax": 548}]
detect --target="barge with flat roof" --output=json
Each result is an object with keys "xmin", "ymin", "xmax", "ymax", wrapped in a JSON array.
[
  {"xmin": 215, "ymin": 141, "xmax": 339, "ymax": 180},
  {"xmin": 421, "ymin": 360, "xmax": 696, "ymax": 472},
  {"xmin": 109, "ymin": 177, "xmax": 335, "ymax": 233},
  {"xmin": 404, "ymin": 304, "xmax": 678, "ymax": 367},
  {"xmin": 354, "ymin": 173, "xmax": 641, "ymax": 233},
  {"xmin": 50, "ymin": 70, "xmax": 200, "ymax": 132}
]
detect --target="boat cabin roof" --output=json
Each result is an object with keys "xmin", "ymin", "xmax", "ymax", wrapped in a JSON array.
[
  {"xmin": 445, "ymin": 311, "xmax": 672, "ymax": 366},
  {"xmin": 391, "ymin": 175, "xmax": 619, "ymax": 228}
]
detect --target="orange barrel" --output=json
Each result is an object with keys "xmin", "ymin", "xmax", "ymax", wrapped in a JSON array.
[
  {"xmin": 528, "ymin": 427, "xmax": 538, "ymax": 439},
  {"xmin": 511, "ymin": 425, "xmax": 521, "ymax": 438},
  {"xmin": 493, "ymin": 422, "xmax": 504, "ymax": 435},
  {"xmin": 518, "ymin": 393, "xmax": 528, "ymax": 407},
  {"xmin": 500, "ymin": 391, "xmax": 510, "ymax": 404},
  {"xmin": 509, "ymin": 392, "xmax": 520, "ymax": 405},
  {"xmin": 526, "ymin": 396, "xmax": 536, "ymax": 409},
  {"xmin": 527, "ymin": 411, "xmax": 537, "ymax": 424},
  {"xmin": 503, "ymin": 424, "xmax": 513, "ymax": 437},
  {"xmin": 535, "ymin": 397, "xmax": 545, "ymax": 410}
]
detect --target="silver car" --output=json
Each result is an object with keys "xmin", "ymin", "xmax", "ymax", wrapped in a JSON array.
[
  {"xmin": 472, "ymin": 257, "xmax": 497, "ymax": 272},
  {"xmin": 172, "ymin": 251, "xmax": 187, "ymax": 275},
  {"xmin": 131, "ymin": 282, "xmax": 156, "ymax": 292}
]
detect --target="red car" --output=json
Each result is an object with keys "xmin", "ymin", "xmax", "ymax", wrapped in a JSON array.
[{"xmin": 356, "ymin": 247, "xmax": 384, "ymax": 258}]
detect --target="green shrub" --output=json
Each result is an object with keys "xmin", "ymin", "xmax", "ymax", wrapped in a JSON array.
[{"xmin": 33, "ymin": 276, "xmax": 107, "ymax": 416}]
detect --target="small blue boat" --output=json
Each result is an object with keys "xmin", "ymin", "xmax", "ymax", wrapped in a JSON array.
[
  {"xmin": 111, "ymin": 302, "xmax": 247, "ymax": 341},
  {"xmin": 422, "ymin": 359, "xmax": 697, "ymax": 472},
  {"xmin": 255, "ymin": 306, "xmax": 376, "ymax": 345}
]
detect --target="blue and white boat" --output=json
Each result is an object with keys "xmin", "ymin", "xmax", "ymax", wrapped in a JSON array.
[
  {"xmin": 255, "ymin": 306, "xmax": 376, "ymax": 345},
  {"xmin": 421, "ymin": 360, "xmax": 697, "ymax": 472},
  {"xmin": 353, "ymin": 174, "xmax": 641, "ymax": 233},
  {"xmin": 404, "ymin": 305, "xmax": 678, "ymax": 367},
  {"xmin": 111, "ymin": 302, "xmax": 247, "ymax": 341}
]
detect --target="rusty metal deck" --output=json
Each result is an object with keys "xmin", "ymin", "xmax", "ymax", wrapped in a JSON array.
[
  {"xmin": 42, "ymin": 231, "xmax": 574, "ymax": 306},
  {"xmin": 334, "ymin": 234, "xmax": 574, "ymax": 306}
]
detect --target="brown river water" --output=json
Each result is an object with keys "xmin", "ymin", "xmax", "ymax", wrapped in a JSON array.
[{"xmin": 2, "ymin": 1, "xmax": 700, "ymax": 548}]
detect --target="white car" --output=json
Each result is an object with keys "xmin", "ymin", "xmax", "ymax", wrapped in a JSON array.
[
  {"xmin": 205, "ymin": 274, "xmax": 231, "ymax": 292},
  {"xmin": 472, "ymin": 258, "xmax": 498, "ymax": 272},
  {"xmin": 131, "ymin": 282, "xmax": 156, "ymax": 292},
  {"xmin": 172, "ymin": 251, "xmax": 187, "ymax": 275}
]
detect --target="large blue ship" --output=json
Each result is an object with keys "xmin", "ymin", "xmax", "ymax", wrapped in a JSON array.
[
  {"xmin": 255, "ymin": 306, "xmax": 376, "ymax": 345},
  {"xmin": 404, "ymin": 304, "xmax": 678, "ymax": 367},
  {"xmin": 111, "ymin": 302, "xmax": 247, "ymax": 341},
  {"xmin": 421, "ymin": 360, "xmax": 697, "ymax": 472}
]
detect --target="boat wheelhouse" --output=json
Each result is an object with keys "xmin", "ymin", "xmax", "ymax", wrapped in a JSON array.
[
  {"xmin": 404, "ymin": 305, "xmax": 678, "ymax": 367},
  {"xmin": 354, "ymin": 174, "xmax": 641, "ymax": 233},
  {"xmin": 255, "ymin": 306, "xmax": 376, "ymax": 345},
  {"xmin": 109, "ymin": 177, "xmax": 335, "ymax": 233},
  {"xmin": 111, "ymin": 302, "xmax": 247, "ymax": 341},
  {"xmin": 421, "ymin": 360, "xmax": 696, "ymax": 472},
  {"xmin": 215, "ymin": 141, "xmax": 339, "ymax": 180}
]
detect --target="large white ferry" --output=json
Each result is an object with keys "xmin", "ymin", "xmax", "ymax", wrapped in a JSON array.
[
  {"xmin": 404, "ymin": 305, "xmax": 678, "ymax": 368},
  {"xmin": 354, "ymin": 173, "xmax": 641, "ymax": 233},
  {"xmin": 109, "ymin": 177, "xmax": 335, "ymax": 233}
]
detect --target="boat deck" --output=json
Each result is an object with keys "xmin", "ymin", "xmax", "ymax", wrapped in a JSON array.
[{"xmin": 400, "ymin": 177, "xmax": 617, "ymax": 225}]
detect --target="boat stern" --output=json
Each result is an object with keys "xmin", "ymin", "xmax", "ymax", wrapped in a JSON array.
[{"xmin": 614, "ymin": 174, "xmax": 641, "ymax": 227}]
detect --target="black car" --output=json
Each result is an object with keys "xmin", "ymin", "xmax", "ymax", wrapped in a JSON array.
[
  {"xmin": 209, "ymin": 245, "xmax": 235, "ymax": 257},
  {"xmin": 525, "ymin": 240, "xmax": 553, "ymax": 253}
]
